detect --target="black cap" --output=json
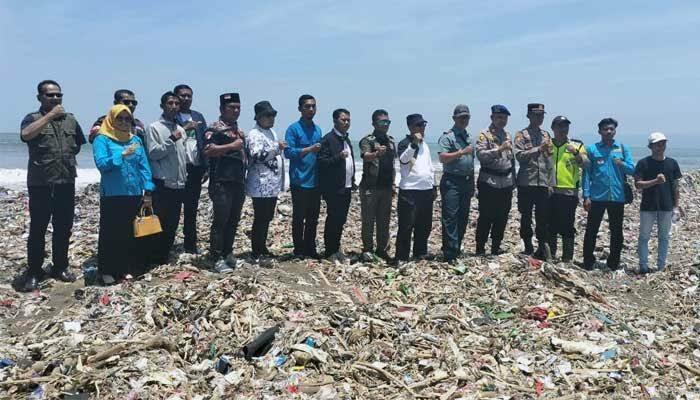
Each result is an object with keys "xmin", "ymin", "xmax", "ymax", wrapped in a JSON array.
[
  {"xmin": 491, "ymin": 104, "xmax": 510, "ymax": 115},
  {"xmin": 254, "ymin": 101, "xmax": 277, "ymax": 118},
  {"xmin": 527, "ymin": 103, "xmax": 546, "ymax": 114},
  {"xmin": 551, "ymin": 115, "xmax": 571, "ymax": 128},
  {"xmin": 220, "ymin": 93, "xmax": 240, "ymax": 106},
  {"xmin": 406, "ymin": 113, "xmax": 427, "ymax": 127},
  {"xmin": 453, "ymin": 104, "xmax": 470, "ymax": 117}
]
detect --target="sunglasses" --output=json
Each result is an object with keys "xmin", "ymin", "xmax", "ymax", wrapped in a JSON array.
[
  {"xmin": 376, "ymin": 120, "xmax": 391, "ymax": 126},
  {"xmin": 412, "ymin": 121, "xmax": 427, "ymax": 127},
  {"xmin": 302, "ymin": 104, "xmax": 317, "ymax": 109},
  {"xmin": 121, "ymin": 100, "xmax": 138, "ymax": 106},
  {"xmin": 44, "ymin": 93, "xmax": 63, "ymax": 98},
  {"xmin": 115, "ymin": 116, "xmax": 132, "ymax": 123}
]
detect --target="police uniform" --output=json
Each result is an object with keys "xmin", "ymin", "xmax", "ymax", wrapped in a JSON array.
[
  {"xmin": 513, "ymin": 103, "xmax": 555, "ymax": 257},
  {"xmin": 547, "ymin": 116, "xmax": 587, "ymax": 261},
  {"xmin": 474, "ymin": 105, "xmax": 515, "ymax": 255},
  {"xmin": 206, "ymin": 93, "xmax": 247, "ymax": 262}
]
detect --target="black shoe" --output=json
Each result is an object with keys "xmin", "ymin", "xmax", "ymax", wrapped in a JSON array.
[
  {"xmin": 184, "ymin": 247, "xmax": 199, "ymax": 255},
  {"xmin": 491, "ymin": 248, "xmax": 507, "ymax": 256},
  {"xmin": 375, "ymin": 250, "xmax": 391, "ymax": 261},
  {"xmin": 306, "ymin": 251, "xmax": 321, "ymax": 260},
  {"xmin": 475, "ymin": 245, "xmax": 486, "ymax": 256},
  {"xmin": 49, "ymin": 268, "xmax": 76, "ymax": 283},
  {"xmin": 521, "ymin": 240, "xmax": 534, "ymax": 255},
  {"xmin": 21, "ymin": 275, "xmax": 40, "ymax": 292}
]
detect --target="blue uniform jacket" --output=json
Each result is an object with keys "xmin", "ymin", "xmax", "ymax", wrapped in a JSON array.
[{"xmin": 582, "ymin": 140, "xmax": 634, "ymax": 202}]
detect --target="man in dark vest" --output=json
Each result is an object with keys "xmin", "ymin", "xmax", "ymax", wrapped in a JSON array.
[{"xmin": 17, "ymin": 80, "xmax": 86, "ymax": 292}]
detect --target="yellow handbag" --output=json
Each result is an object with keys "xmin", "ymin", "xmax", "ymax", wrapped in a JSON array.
[{"xmin": 133, "ymin": 205, "xmax": 163, "ymax": 238}]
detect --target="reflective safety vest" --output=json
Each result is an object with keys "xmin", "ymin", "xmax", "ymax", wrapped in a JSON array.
[{"xmin": 552, "ymin": 140, "xmax": 585, "ymax": 189}]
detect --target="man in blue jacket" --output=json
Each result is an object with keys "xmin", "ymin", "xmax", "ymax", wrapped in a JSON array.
[
  {"xmin": 581, "ymin": 117, "xmax": 634, "ymax": 271},
  {"xmin": 284, "ymin": 94, "xmax": 323, "ymax": 259}
]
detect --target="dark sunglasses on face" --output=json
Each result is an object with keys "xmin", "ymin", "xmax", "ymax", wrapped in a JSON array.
[
  {"xmin": 115, "ymin": 116, "xmax": 132, "ymax": 123},
  {"xmin": 44, "ymin": 93, "xmax": 63, "ymax": 98},
  {"xmin": 121, "ymin": 100, "xmax": 138, "ymax": 106},
  {"xmin": 376, "ymin": 120, "xmax": 391, "ymax": 126},
  {"xmin": 412, "ymin": 122, "xmax": 427, "ymax": 127}
]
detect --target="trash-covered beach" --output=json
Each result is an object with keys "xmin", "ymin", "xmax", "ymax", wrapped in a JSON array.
[{"xmin": 1, "ymin": 173, "xmax": 699, "ymax": 399}]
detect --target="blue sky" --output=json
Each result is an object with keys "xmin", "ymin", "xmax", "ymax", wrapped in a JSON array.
[{"xmin": 1, "ymin": 0, "xmax": 699, "ymax": 146}]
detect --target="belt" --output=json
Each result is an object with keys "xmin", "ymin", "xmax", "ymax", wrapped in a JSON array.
[{"xmin": 480, "ymin": 167, "xmax": 512, "ymax": 177}]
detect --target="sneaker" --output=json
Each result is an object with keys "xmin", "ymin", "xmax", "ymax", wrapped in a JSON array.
[
  {"xmin": 214, "ymin": 259, "xmax": 234, "ymax": 274},
  {"xmin": 101, "ymin": 274, "xmax": 116, "ymax": 285},
  {"xmin": 328, "ymin": 252, "xmax": 346, "ymax": 263},
  {"xmin": 257, "ymin": 256, "xmax": 275, "ymax": 268},
  {"xmin": 360, "ymin": 252, "xmax": 375, "ymax": 263},
  {"xmin": 225, "ymin": 254, "xmax": 244, "ymax": 268},
  {"xmin": 612, "ymin": 269, "xmax": 627, "ymax": 279}
]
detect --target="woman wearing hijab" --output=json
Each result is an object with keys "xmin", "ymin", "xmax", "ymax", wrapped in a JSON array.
[{"xmin": 93, "ymin": 105, "xmax": 154, "ymax": 284}]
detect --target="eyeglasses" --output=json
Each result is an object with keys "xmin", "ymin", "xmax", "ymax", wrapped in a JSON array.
[
  {"xmin": 376, "ymin": 120, "xmax": 391, "ymax": 126},
  {"xmin": 412, "ymin": 122, "xmax": 427, "ymax": 127},
  {"xmin": 121, "ymin": 100, "xmax": 138, "ymax": 106},
  {"xmin": 115, "ymin": 116, "xmax": 132, "ymax": 123},
  {"xmin": 44, "ymin": 93, "xmax": 63, "ymax": 98}
]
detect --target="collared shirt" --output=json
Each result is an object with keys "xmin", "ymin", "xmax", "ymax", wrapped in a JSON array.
[
  {"xmin": 334, "ymin": 128, "xmax": 354, "ymax": 188},
  {"xmin": 145, "ymin": 116, "xmax": 188, "ymax": 189},
  {"xmin": 438, "ymin": 126, "xmax": 474, "ymax": 176},
  {"xmin": 397, "ymin": 136, "xmax": 434, "ymax": 190},
  {"xmin": 176, "ymin": 109, "xmax": 208, "ymax": 167},
  {"xmin": 284, "ymin": 118, "xmax": 323, "ymax": 188},
  {"xmin": 205, "ymin": 118, "xmax": 247, "ymax": 183},
  {"xmin": 514, "ymin": 127, "xmax": 555, "ymax": 188},
  {"xmin": 582, "ymin": 140, "xmax": 635, "ymax": 202},
  {"xmin": 359, "ymin": 131, "xmax": 396, "ymax": 188},
  {"xmin": 476, "ymin": 125, "xmax": 515, "ymax": 189},
  {"xmin": 246, "ymin": 124, "xmax": 285, "ymax": 197}
]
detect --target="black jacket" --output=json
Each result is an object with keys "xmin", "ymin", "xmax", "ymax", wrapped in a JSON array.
[{"xmin": 318, "ymin": 130, "xmax": 355, "ymax": 194}]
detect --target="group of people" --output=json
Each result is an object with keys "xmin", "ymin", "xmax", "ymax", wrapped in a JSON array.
[{"xmin": 16, "ymin": 79, "xmax": 682, "ymax": 292}]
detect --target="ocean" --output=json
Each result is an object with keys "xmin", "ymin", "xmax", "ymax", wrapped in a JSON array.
[{"xmin": 2, "ymin": 132, "xmax": 699, "ymax": 189}]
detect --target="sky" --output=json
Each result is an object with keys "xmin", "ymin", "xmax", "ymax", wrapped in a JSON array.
[{"xmin": 1, "ymin": 0, "xmax": 699, "ymax": 146}]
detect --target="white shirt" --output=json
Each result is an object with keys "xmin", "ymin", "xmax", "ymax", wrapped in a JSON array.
[
  {"xmin": 398, "ymin": 141, "xmax": 434, "ymax": 190},
  {"xmin": 246, "ymin": 125, "xmax": 285, "ymax": 197},
  {"xmin": 334, "ymin": 129, "xmax": 354, "ymax": 188}
]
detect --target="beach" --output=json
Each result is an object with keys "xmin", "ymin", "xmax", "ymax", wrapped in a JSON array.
[{"xmin": 0, "ymin": 168, "xmax": 699, "ymax": 398}]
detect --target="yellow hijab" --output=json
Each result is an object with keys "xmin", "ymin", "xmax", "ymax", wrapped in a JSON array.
[{"xmin": 99, "ymin": 104, "xmax": 133, "ymax": 142}]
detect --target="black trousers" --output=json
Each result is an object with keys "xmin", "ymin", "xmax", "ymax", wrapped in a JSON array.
[
  {"xmin": 549, "ymin": 193, "xmax": 578, "ymax": 239},
  {"xmin": 323, "ymin": 189, "xmax": 352, "ymax": 256},
  {"xmin": 27, "ymin": 184, "xmax": 75, "ymax": 276},
  {"xmin": 583, "ymin": 201, "xmax": 625, "ymax": 269},
  {"xmin": 183, "ymin": 164, "xmax": 206, "ymax": 251},
  {"xmin": 440, "ymin": 173, "xmax": 474, "ymax": 261},
  {"xmin": 395, "ymin": 189, "xmax": 434, "ymax": 261},
  {"xmin": 98, "ymin": 196, "xmax": 144, "ymax": 278},
  {"xmin": 209, "ymin": 181, "xmax": 245, "ymax": 260},
  {"xmin": 517, "ymin": 186, "xmax": 551, "ymax": 246},
  {"xmin": 152, "ymin": 180, "xmax": 185, "ymax": 264},
  {"xmin": 475, "ymin": 181, "xmax": 513, "ymax": 251},
  {"xmin": 251, "ymin": 197, "xmax": 278, "ymax": 256},
  {"xmin": 291, "ymin": 186, "xmax": 321, "ymax": 256}
]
